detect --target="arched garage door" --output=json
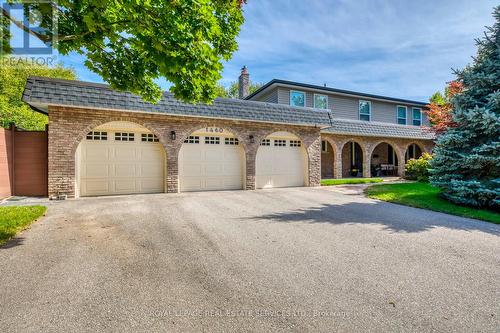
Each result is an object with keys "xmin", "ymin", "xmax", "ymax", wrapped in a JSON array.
[
  {"xmin": 179, "ymin": 127, "xmax": 245, "ymax": 191},
  {"xmin": 256, "ymin": 131, "xmax": 307, "ymax": 188},
  {"xmin": 76, "ymin": 121, "xmax": 165, "ymax": 197}
]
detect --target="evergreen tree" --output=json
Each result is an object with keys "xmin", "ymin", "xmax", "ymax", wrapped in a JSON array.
[{"xmin": 430, "ymin": 6, "xmax": 500, "ymax": 210}]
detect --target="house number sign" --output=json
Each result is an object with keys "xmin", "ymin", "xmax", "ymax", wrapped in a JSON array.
[{"xmin": 205, "ymin": 127, "xmax": 224, "ymax": 133}]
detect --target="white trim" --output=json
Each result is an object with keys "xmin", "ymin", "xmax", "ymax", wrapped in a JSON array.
[
  {"xmin": 358, "ymin": 100, "xmax": 371, "ymax": 121},
  {"xmin": 321, "ymin": 140, "xmax": 328, "ymax": 152},
  {"xmin": 289, "ymin": 90, "xmax": 306, "ymax": 107},
  {"xmin": 396, "ymin": 105, "xmax": 407, "ymax": 125},
  {"xmin": 412, "ymin": 107, "xmax": 422, "ymax": 126},
  {"xmin": 313, "ymin": 93, "xmax": 329, "ymax": 109}
]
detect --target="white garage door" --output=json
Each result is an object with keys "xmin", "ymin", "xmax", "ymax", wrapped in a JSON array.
[
  {"xmin": 179, "ymin": 129, "xmax": 244, "ymax": 192},
  {"xmin": 77, "ymin": 124, "xmax": 164, "ymax": 196},
  {"xmin": 256, "ymin": 133, "xmax": 307, "ymax": 189}
]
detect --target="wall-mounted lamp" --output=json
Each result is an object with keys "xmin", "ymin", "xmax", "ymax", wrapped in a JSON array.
[
  {"xmin": 249, "ymin": 135, "xmax": 254, "ymax": 144},
  {"xmin": 170, "ymin": 131, "xmax": 176, "ymax": 140}
]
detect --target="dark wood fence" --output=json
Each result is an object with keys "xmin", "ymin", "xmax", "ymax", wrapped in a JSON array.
[{"xmin": 0, "ymin": 124, "xmax": 48, "ymax": 198}]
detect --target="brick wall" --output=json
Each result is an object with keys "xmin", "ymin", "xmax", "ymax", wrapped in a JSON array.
[{"xmin": 48, "ymin": 106, "xmax": 322, "ymax": 198}]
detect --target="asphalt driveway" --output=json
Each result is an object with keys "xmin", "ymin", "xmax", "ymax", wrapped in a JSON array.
[{"xmin": 0, "ymin": 187, "xmax": 499, "ymax": 332}]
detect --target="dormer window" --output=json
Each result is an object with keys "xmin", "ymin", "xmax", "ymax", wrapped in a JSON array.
[
  {"xmin": 359, "ymin": 100, "xmax": 371, "ymax": 121},
  {"xmin": 290, "ymin": 90, "xmax": 305, "ymax": 107},
  {"xmin": 314, "ymin": 94, "xmax": 328, "ymax": 109}
]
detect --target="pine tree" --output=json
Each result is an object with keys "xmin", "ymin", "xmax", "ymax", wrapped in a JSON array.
[{"xmin": 430, "ymin": 6, "xmax": 500, "ymax": 210}]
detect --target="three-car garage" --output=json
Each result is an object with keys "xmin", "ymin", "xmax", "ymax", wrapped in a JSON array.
[{"xmin": 75, "ymin": 122, "xmax": 308, "ymax": 197}]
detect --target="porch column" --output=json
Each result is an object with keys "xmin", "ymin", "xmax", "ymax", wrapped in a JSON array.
[
  {"xmin": 363, "ymin": 147, "xmax": 371, "ymax": 178},
  {"xmin": 333, "ymin": 147, "xmax": 342, "ymax": 179},
  {"xmin": 397, "ymin": 146, "xmax": 406, "ymax": 177}
]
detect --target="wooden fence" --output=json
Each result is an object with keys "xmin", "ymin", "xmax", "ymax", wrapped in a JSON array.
[{"xmin": 0, "ymin": 124, "xmax": 48, "ymax": 198}]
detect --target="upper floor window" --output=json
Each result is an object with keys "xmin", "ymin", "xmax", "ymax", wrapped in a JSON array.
[
  {"xmin": 314, "ymin": 94, "xmax": 328, "ymax": 109},
  {"xmin": 290, "ymin": 90, "xmax": 305, "ymax": 107},
  {"xmin": 412, "ymin": 108, "xmax": 422, "ymax": 126},
  {"xmin": 359, "ymin": 100, "xmax": 371, "ymax": 121},
  {"xmin": 397, "ymin": 106, "xmax": 407, "ymax": 125}
]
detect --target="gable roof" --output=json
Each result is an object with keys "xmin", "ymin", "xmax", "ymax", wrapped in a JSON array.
[
  {"xmin": 22, "ymin": 76, "xmax": 332, "ymax": 127},
  {"xmin": 246, "ymin": 79, "xmax": 428, "ymax": 106},
  {"xmin": 321, "ymin": 118, "xmax": 435, "ymax": 140}
]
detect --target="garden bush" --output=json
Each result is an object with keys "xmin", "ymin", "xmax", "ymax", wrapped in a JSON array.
[{"xmin": 405, "ymin": 153, "xmax": 432, "ymax": 182}]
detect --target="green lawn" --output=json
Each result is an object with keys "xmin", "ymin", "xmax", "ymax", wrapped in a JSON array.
[
  {"xmin": 365, "ymin": 182, "xmax": 500, "ymax": 224},
  {"xmin": 0, "ymin": 206, "xmax": 47, "ymax": 245},
  {"xmin": 321, "ymin": 178, "xmax": 383, "ymax": 186}
]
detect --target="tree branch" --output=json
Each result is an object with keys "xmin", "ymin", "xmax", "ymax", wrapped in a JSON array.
[{"xmin": 1, "ymin": 7, "xmax": 51, "ymax": 43}]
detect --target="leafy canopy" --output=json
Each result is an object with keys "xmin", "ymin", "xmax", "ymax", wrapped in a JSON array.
[
  {"xmin": 0, "ymin": 57, "xmax": 76, "ymax": 130},
  {"xmin": 426, "ymin": 81, "xmax": 463, "ymax": 134},
  {"xmin": 1, "ymin": 0, "xmax": 245, "ymax": 103}
]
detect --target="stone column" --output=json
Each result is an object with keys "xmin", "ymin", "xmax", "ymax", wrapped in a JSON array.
[
  {"xmin": 363, "ymin": 147, "xmax": 371, "ymax": 178},
  {"xmin": 308, "ymin": 138, "xmax": 321, "ymax": 186},
  {"xmin": 333, "ymin": 147, "xmax": 343, "ymax": 179},
  {"xmin": 166, "ymin": 149, "xmax": 179, "ymax": 193},
  {"xmin": 245, "ymin": 148, "xmax": 257, "ymax": 190}
]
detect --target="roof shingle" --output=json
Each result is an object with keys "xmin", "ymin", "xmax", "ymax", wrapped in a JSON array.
[
  {"xmin": 321, "ymin": 119, "xmax": 435, "ymax": 140},
  {"xmin": 23, "ymin": 76, "xmax": 331, "ymax": 127}
]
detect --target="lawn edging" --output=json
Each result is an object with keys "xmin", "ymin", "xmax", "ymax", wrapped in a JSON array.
[
  {"xmin": 321, "ymin": 178, "xmax": 383, "ymax": 186},
  {"xmin": 0, "ymin": 205, "xmax": 47, "ymax": 245},
  {"xmin": 365, "ymin": 182, "xmax": 500, "ymax": 224}
]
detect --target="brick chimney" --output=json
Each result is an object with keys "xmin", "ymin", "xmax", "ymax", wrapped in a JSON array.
[{"xmin": 238, "ymin": 65, "xmax": 249, "ymax": 99}]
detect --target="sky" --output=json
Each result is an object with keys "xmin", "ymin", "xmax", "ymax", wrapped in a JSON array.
[{"xmin": 7, "ymin": 0, "xmax": 499, "ymax": 102}]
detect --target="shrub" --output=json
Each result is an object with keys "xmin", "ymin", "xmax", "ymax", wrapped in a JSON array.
[{"xmin": 405, "ymin": 153, "xmax": 433, "ymax": 182}]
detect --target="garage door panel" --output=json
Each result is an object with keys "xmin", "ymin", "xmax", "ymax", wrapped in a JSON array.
[
  {"xmin": 113, "ymin": 179, "xmax": 137, "ymax": 192},
  {"xmin": 140, "ymin": 163, "xmax": 163, "ymax": 177},
  {"xmin": 82, "ymin": 180, "xmax": 110, "ymax": 195},
  {"xmin": 179, "ymin": 136, "xmax": 244, "ymax": 192},
  {"xmin": 83, "ymin": 163, "xmax": 110, "ymax": 178},
  {"xmin": 114, "ymin": 164, "xmax": 137, "ymax": 177},
  {"xmin": 114, "ymin": 146, "xmax": 137, "ymax": 161},
  {"xmin": 79, "ymin": 131, "xmax": 164, "ymax": 196},
  {"xmin": 84, "ymin": 145, "xmax": 110, "ymax": 161},
  {"xmin": 256, "ymin": 142, "xmax": 306, "ymax": 189}
]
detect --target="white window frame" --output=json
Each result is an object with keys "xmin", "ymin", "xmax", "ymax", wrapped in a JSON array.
[
  {"xmin": 260, "ymin": 139, "xmax": 271, "ymax": 146},
  {"xmin": 359, "ymin": 100, "xmax": 371, "ymax": 121},
  {"xmin": 412, "ymin": 107, "xmax": 422, "ymax": 126},
  {"xmin": 290, "ymin": 90, "xmax": 306, "ymax": 107},
  {"xmin": 313, "ymin": 93, "xmax": 328, "ymax": 109},
  {"xmin": 184, "ymin": 136, "xmax": 200, "ymax": 144},
  {"xmin": 321, "ymin": 140, "xmax": 328, "ymax": 153},
  {"xmin": 289, "ymin": 140, "xmax": 302, "ymax": 147},
  {"xmin": 274, "ymin": 139, "xmax": 287, "ymax": 147},
  {"xmin": 397, "ymin": 105, "xmax": 407, "ymax": 125}
]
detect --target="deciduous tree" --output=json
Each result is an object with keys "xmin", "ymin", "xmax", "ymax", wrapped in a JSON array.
[
  {"xmin": 1, "ymin": 0, "xmax": 245, "ymax": 103},
  {"xmin": 0, "ymin": 57, "xmax": 76, "ymax": 130},
  {"xmin": 426, "ymin": 81, "xmax": 463, "ymax": 134}
]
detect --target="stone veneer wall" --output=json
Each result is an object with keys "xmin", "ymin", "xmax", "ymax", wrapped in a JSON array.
[{"xmin": 47, "ymin": 106, "xmax": 322, "ymax": 198}]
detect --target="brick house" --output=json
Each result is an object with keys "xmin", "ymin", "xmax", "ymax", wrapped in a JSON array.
[{"xmin": 22, "ymin": 68, "xmax": 433, "ymax": 198}]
